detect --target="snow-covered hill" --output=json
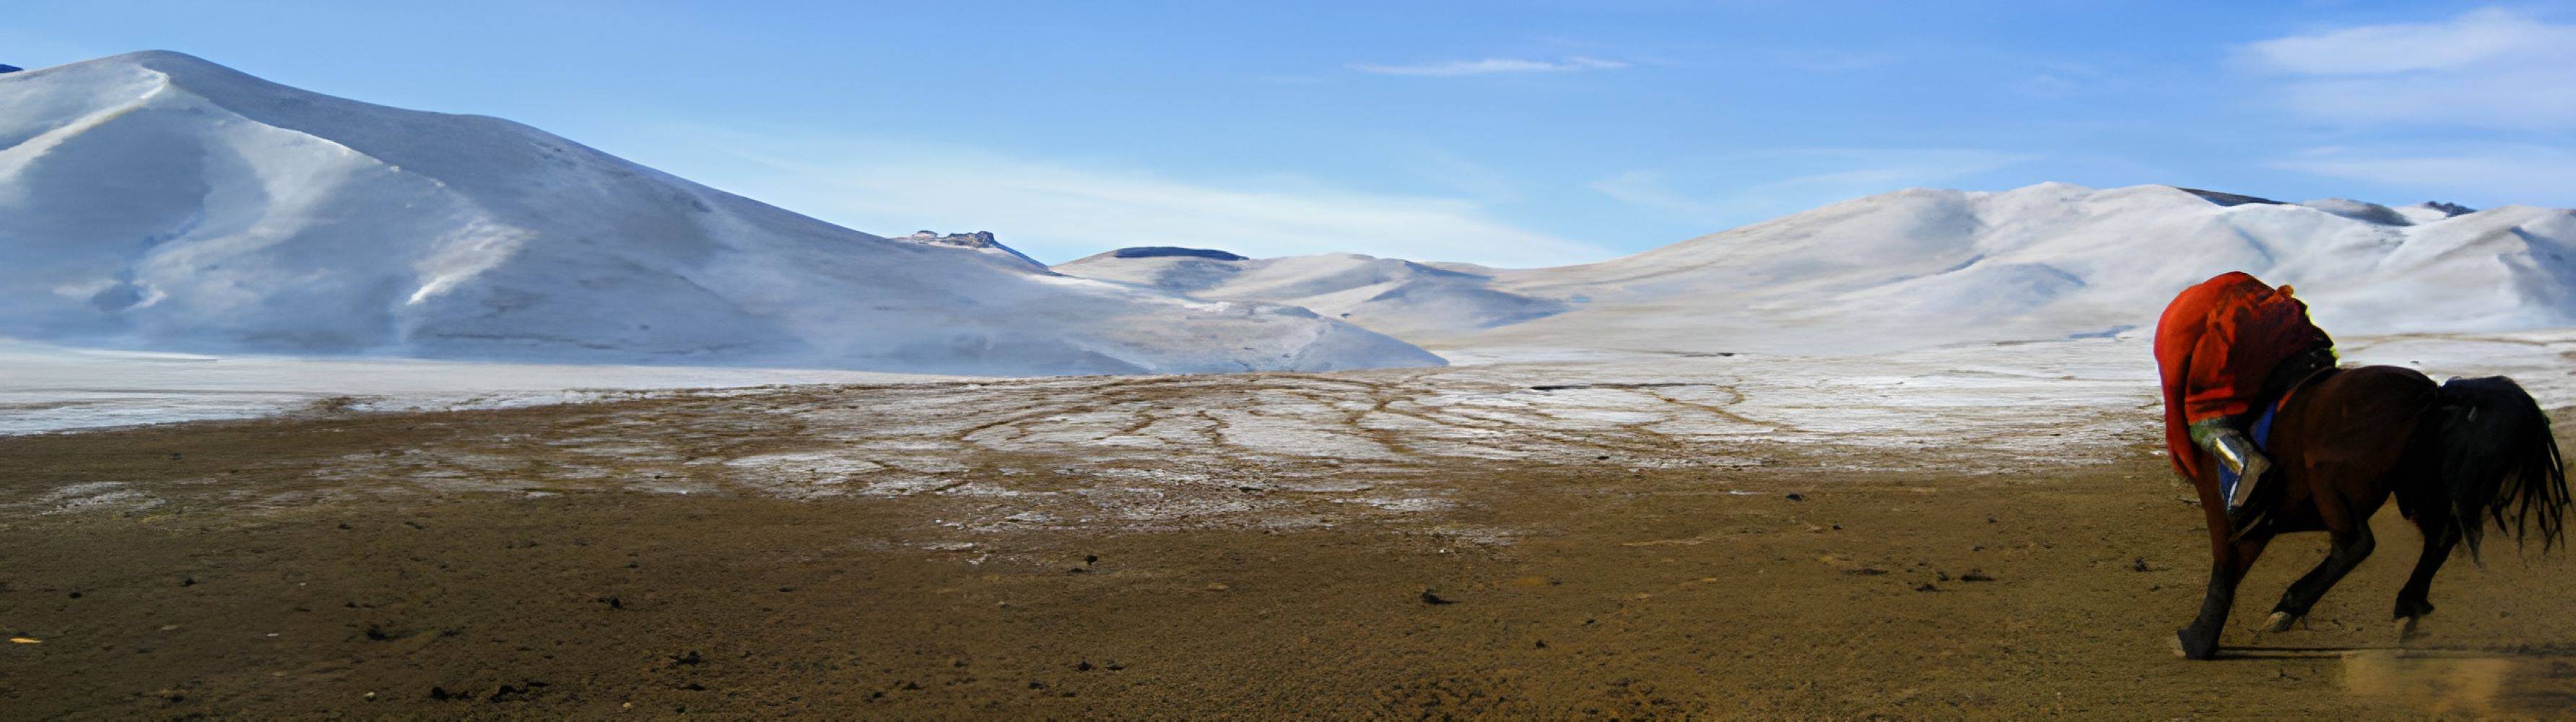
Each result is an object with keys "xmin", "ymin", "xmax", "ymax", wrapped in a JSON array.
[
  {"xmin": 0, "ymin": 51, "xmax": 1442, "ymax": 375},
  {"xmin": 1481, "ymin": 183, "xmax": 2573, "ymax": 355},
  {"xmin": 1053, "ymin": 248, "xmax": 1565, "ymax": 341},
  {"xmin": 1060, "ymin": 183, "xmax": 2575, "ymax": 357},
  {"xmin": 890, "ymin": 230, "xmax": 1048, "ymax": 271}
]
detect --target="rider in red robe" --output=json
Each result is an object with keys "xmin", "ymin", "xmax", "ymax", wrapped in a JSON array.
[{"xmin": 2155, "ymin": 272, "xmax": 2336, "ymax": 527}]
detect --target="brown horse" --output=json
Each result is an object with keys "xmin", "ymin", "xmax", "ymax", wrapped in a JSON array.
[{"xmin": 2173, "ymin": 365, "xmax": 2570, "ymax": 660}]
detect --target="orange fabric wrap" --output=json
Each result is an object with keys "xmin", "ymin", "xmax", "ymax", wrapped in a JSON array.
[{"xmin": 2153, "ymin": 272, "xmax": 2331, "ymax": 479}]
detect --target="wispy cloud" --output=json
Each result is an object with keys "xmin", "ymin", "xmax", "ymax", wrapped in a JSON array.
[
  {"xmin": 653, "ymin": 132, "xmax": 1616, "ymax": 268},
  {"xmin": 1347, "ymin": 56, "xmax": 1627, "ymax": 77},
  {"xmin": 2012, "ymin": 61, "xmax": 2110, "ymax": 98},
  {"xmin": 1588, "ymin": 171, "xmax": 1715, "ymax": 219},
  {"xmin": 2243, "ymin": 7, "xmax": 2572, "ymax": 74},
  {"xmin": 2239, "ymin": 7, "xmax": 2576, "ymax": 129},
  {"xmin": 2269, "ymin": 145, "xmax": 2576, "ymax": 206},
  {"xmin": 1591, "ymin": 149, "xmax": 2040, "ymax": 228}
]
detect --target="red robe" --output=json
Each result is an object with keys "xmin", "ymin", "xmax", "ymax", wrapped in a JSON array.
[{"xmin": 2154, "ymin": 272, "xmax": 2333, "ymax": 479}]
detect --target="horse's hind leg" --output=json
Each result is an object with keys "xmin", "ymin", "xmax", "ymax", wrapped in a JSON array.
[
  {"xmin": 2392, "ymin": 517, "xmax": 2458, "ymax": 638},
  {"xmin": 2264, "ymin": 523, "xmax": 2376, "ymax": 630},
  {"xmin": 2260, "ymin": 553, "xmax": 2341, "ymax": 632}
]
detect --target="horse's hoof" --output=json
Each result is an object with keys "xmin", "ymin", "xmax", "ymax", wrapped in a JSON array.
[
  {"xmin": 2260, "ymin": 611, "xmax": 2300, "ymax": 633},
  {"xmin": 2397, "ymin": 616, "xmax": 2420, "ymax": 643},
  {"xmin": 2172, "ymin": 629, "xmax": 2216, "ymax": 660}
]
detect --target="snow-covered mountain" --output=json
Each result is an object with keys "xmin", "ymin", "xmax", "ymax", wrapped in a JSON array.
[
  {"xmin": 0, "ymin": 51, "xmax": 1442, "ymax": 375},
  {"xmin": 1053, "ymin": 248, "xmax": 1565, "ymax": 342},
  {"xmin": 1059, "ymin": 183, "xmax": 2575, "ymax": 356},
  {"xmin": 890, "ymin": 230, "xmax": 1048, "ymax": 271}
]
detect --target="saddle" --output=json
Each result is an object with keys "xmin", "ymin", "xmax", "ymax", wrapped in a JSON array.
[
  {"xmin": 2255, "ymin": 347, "xmax": 2340, "ymax": 438},
  {"xmin": 2221, "ymin": 347, "xmax": 2340, "ymax": 529}
]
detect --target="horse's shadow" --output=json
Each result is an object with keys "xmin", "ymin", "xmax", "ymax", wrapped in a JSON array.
[{"xmin": 2209, "ymin": 645, "xmax": 2378, "ymax": 661}]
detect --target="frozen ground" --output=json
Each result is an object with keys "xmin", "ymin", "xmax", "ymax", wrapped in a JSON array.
[
  {"xmin": 12, "ymin": 340, "xmax": 2576, "ymax": 720},
  {"xmin": 674, "ymin": 329, "xmax": 2575, "ymax": 484},
  {"xmin": 12, "ymin": 331, "xmax": 2568, "ymax": 448},
  {"xmin": 0, "ymin": 339, "xmax": 940, "ymax": 435},
  {"xmin": 14, "ymin": 330, "xmax": 2568, "ymax": 539}
]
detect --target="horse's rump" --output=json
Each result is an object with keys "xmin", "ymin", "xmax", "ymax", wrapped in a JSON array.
[{"xmin": 2261, "ymin": 366, "xmax": 2441, "ymax": 529}]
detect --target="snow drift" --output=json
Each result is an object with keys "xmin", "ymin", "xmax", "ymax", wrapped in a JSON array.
[
  {"xmin": 0, "ymin": 51, "xmax": 1443, "ymax": 375},
  {"xmin": 1061, "ymin": 183, "xmax": 2576, "ymax": 356},
  {"xmin": 1053, "ymin": 249, "xmax": 1566, "ymax": 342}
]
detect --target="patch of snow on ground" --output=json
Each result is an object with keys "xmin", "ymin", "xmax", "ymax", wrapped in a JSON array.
[
  {"xmin": 17, "ymin": 331, "xmax": 2572, "ymax": 543},
  {"xmin": 0, "ymin": 339, "xmax": 943, "ymax": 435}
]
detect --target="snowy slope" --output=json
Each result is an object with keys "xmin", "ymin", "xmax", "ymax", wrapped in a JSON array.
[
  {"xmin": 1476, "ymin": 183, "xmax": 2573, "ymax": 355},
  {"xmin": 1053, "ymin": 248, "xmax": 1566, "ymax": 341},
  {"xmin": 0, "ymin": 51, "xmax": 1442, "ymax": 375},
  {"xmin": 889, "ymin": 230, "xmax": 1048, "ymax": 271},
  {"xmin": 1063, "ymin": 183, "xmax": 2575, "ymax": 357}
]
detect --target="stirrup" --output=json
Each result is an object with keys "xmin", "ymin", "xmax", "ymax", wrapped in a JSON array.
[
  {"xmin": 2225, "ymin": 497, "xmax": 2268, "ymax": 542},
  {"xmin": 2201, "ymin": 425, "xmax": 2271, "ymax": 539},
  {"xmin": 2207, "ymin": 428, "xmax": 2268, "ymax": 508}
]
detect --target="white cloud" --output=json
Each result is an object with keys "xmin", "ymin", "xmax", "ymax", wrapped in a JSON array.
[
  {"xmin": 2244, "ymin": 7, "xmax": 2573, "ymax": 74},
  {"xmin": 656, "ymin": 134, "xmax": 1616, "ymax": 268},
  {"xmin": 1347, "ymin": 56, "xmax": 1627, "ymax": 77},
  {"xmin": 2013, "ymin": 61, "xmax": 2108, "ymax": 98},
  {"xmin": 1591, "ymin": 149, "xmax": 2039, "ymax": 227},
  {"xmin": 2271, "ymin": 73, "xmax": 2576, "ymax": 129},
  {"xmin": 2269, "ymin": 146, "xmax": 2576, "ymax": 205},
  {"xmin": 2240, "ymin": 8, "xmax": 2576, "ymax": 129},
  {"xmin": 1588, "ymin": 170, "xmax": 1711, "ymax": 219}
]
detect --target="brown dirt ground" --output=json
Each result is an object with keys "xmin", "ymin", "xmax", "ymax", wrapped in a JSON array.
[{"xmin": 4, "ymin": 399, "xmax": 2575, "ymax": 719}]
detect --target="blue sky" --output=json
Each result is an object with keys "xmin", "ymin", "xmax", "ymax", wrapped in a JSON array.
[{"xmin": 9, "ymin": 1, "xmax": 2574, "ymax": 266}]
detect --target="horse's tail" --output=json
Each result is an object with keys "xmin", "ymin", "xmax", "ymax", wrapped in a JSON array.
[{"xmin": 2432, "ymin": 375, "xmax": 2570, "ymax": 558}]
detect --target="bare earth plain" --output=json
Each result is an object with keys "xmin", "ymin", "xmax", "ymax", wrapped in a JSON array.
[{"xmin": 5, "ymin": 336, "xmax": 2576, "ymax": 718}]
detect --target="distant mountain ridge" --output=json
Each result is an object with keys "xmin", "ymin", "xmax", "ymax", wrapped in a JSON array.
[
  {"xmin": 1113, "ymin": 247, "xmax": 1248, "ymax": 261},
  {"xmin": 889, "ymin": 230, "xmax": 1047, "ymax": 270},
  {"xmin": 0, "ymin": 51, "xmax": 1443, "ymax": 375},
  {"xmin": 1058, "ymin": 183, "xmax": 2575, "ymax": 356},
  {"xmin": 1056, "ymin": 251, "xmax": 1568, "ymax": 342}
]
